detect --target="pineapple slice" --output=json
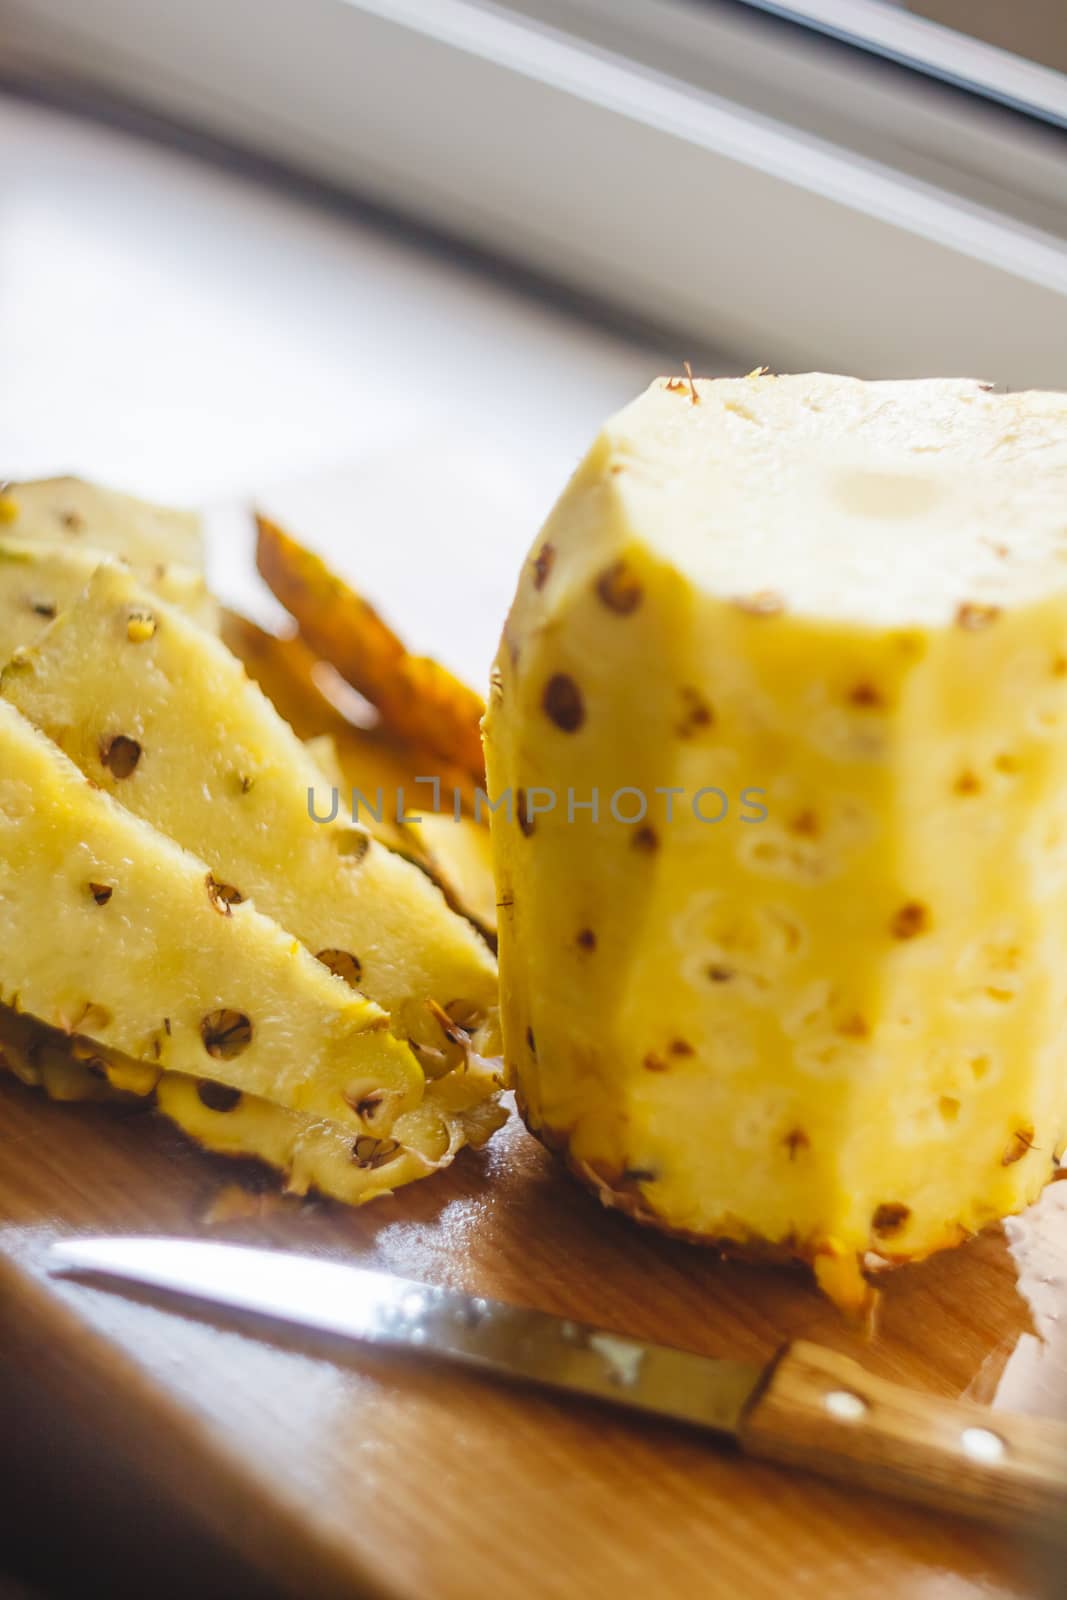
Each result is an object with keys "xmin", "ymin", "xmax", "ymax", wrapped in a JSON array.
[
  {"xmin": 0, "ymin": 1004, "xmax": 505, "ymax": 1200},
  {"xmin": 0, "ymin": 538, "xmax": 217, "ymax": 656},
  {"xmin": 0, "ymin": 698, "xmax": 424, "ymax": 1132},
  {"xmin": 256, "ymin": 513, "xmax": 485, "ymax": 782},
  {"xmin": 155, "ymin": 1059, "xmax": 505, "ymax": 1203},
  {"xmin": 0, "ymin": 477, "xmax": 203, "ymax": 570},
  {"xmin": 3, "ymin": 563, "xmax": 500, "ymax": 1057},
  {"xmin": 484, "ymin": 373, "xmax": 1067, "ymax": 1308},
  {"xmin": 0, "ymin": 1004, "xmax": 123, "ymax": 1103}
]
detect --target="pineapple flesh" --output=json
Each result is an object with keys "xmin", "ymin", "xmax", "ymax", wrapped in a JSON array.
[
  {"xmin": 0, "ymin": 477, "xmax": 204, "ymax": 571},
  {"xmin": 484, "ymin": 373, "xmax": 1067, "ymax": 1307},
  {"xmin": 0, "ymin": 698, "xmax": 426, "ymax": 1132},
  {"xmin": 3, "ymin": 563, "xmax": 500, "ymax": 1058},
  {"xmin": 0, "ymin": 1004, "xmax": 505, "ymax": 1201},
  {"xmin": 0, "ymin": 538, "xmax": 217, "ymax": 654}
]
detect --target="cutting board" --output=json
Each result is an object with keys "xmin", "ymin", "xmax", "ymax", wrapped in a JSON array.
[{"xmin": 1, "ymin": 1071, "xmax": 1064, "ymax": 1600}]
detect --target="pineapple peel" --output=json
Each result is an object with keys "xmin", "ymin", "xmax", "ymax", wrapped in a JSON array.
[
  {"xmin": 256, "ymin": 513, "xmax": 485, "ymax": 782},
  {"xmin": 485, "ymin": 373, "xmax": 1067, "ymax": 1309}
]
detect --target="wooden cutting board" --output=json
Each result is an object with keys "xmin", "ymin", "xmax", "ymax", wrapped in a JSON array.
[{"xmin": 1, "ymin": 1072, "xmax": 1064, "ymax": 1599}]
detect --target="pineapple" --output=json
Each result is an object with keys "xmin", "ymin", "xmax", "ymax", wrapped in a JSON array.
[
  {"xmin": 485, "ymin": 373, "xmax": 1067, "ymax": 1310},
  {"xmin": 0, "ymin": 1004, "xmax": 505, "ymax": 1200},
  {"xmin": 0, "ymin": 1004, "xmax": 122, "ymax": 1103},
  {"xmin": 155, "ymin": 1060, "xmax": 505, "ymax": 1203},
  {"xmin": 0, "ymin": 477, "xmax": 203, "ymax": 570},
  {"xmin": 256, "ymin": 514, "xmax": 486, "ymax": 782},
  {"xmin": 0, "ymin": 698, "xmax": 426, "ymax": 1132},
  {"xmin": 0, "ymin": 538, "xmax": 217, "ymax": 656},
  {"xmin": 3, "ymin": 563, "xmax": 500, "ymax": 1056},
  {"xmin": 223, "ymin": 613, "xmax": 494, "ymax": 939}
]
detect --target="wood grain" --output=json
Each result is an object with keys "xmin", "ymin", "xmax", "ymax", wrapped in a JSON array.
[
  {"xmin": 1, "ymin": 1074, "xmax": 1064, "ymax": 1600},
  {"xmin": 742, "ymin": 1339, "xmax": 1067, "ymax": 1534}
]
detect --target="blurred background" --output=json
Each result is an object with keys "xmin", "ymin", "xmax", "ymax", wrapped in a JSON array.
[{"xmin": 2, "ymin": 0, "xmax": 1066, "ymax": 688}]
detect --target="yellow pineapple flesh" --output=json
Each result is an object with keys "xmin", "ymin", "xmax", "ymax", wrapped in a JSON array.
[
  {"xmin": 0, "ymin": 1004, "xmax": 505, "ymax": 1202},
  {"xmin": 484, "ymin": 373, "xmax": 1067, "ymax": 1308},
  {"xmin": 0, "ymin": 538, "xmax": 217, "ymax": 655},
  {"xmin": 0, "ymin": 698, "xmax": 425, "ymax": 1133},
  {"xmin": 3, "ymin": 563, "xmax": 500, "ymax": 1059},
  {"xmin": 0, "ymin": 477, "xmax": 203, "ymax": 570}
]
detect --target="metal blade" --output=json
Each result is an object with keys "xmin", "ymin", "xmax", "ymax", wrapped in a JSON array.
[{"xmin": 51, "ymin": 1236, "xmax": 762, "ymax": 1436}]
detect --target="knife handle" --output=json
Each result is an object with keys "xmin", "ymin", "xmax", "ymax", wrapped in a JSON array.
[{"xmin": 739, "ymin": 1339, "xmax": 1067, "ymax": 1536}]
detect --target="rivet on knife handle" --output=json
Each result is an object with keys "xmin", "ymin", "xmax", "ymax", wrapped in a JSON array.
[{"xmin": 739, "ymin": 1340, "xmax": 1067, "ymax": 1536}]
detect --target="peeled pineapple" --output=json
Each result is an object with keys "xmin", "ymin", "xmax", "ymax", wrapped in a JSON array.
[
  {"xmin": 485, "ymin": 373, "xmax": 1067, "ymax": 1309},
  {"xmin": 3, "ymin": 563, "xmax": 499, "ymax": 1056}
]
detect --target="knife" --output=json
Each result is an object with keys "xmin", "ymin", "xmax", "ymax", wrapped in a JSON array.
[{"xmin": 50, "ymin": 1236, "xmax": 1067, "ymax": 1536}]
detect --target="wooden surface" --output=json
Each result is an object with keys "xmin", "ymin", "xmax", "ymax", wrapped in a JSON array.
[{"xmin": 1, "ymin": 1074, "xmax": 1065, "ymax": 1600}]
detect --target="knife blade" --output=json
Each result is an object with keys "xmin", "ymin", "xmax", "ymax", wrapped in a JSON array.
[{"xmin": 51, "ymin": 1236, "xmax": 1067, "ymax": 1536}]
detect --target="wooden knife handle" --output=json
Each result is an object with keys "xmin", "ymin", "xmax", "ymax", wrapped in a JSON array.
[{"xmin": 739, "ymin": 1339, "xmax": 1067, "ymax": 1536}]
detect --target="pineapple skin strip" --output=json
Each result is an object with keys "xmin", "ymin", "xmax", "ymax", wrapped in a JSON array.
[
  {"xmin": 0, "ymin": 698, "xmax": 424, "ymax": 1135},
  {"xmin": 219, "ymin": 611, "xmax": 481, "ymax": 824},
  {"xmin": 256, "ymin": 513, "xmax": 486, "ymax": 783},
  {"xmin": 4, "ymin": 564, "xmax": 500, "ymax": 1058}
]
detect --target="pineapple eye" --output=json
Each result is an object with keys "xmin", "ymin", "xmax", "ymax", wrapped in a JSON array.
[
  {"xmin": 1001, "ymin": 1125, "xmax": 1035, "ymax": 1166},
  {"xmin": 316, "ymin": 948, "xmax": 363, "ymax": 988},
  {"xmin": 532, "ymin": 542, "xmax": 555, "ymax": 590},
  {"xmin": 100, "ymin": 734, "xmax": 142, "ymax": 778},
  {"xmin": 594, "ymin": 560, "xmax": 643, "ymax": 615},
  {"xmin": 351, "ymin": 1090, "xmax": 384, "ymax": 1121},
  {"xmin": 871, "ymin": 1202, "xmax": 911, "ymax": 1238},
  {"xmin": 335, "ymin": 829, "xmax": 370, "ymax": 864},
  {"xmin": 126, "ymin": 609, "xmax": 157, "ymax": 642},
  {"xmin": 200, "ymin": 1009, "xmax": 253, "ymax": 1060},
  {"xmin": 890, "ymin": 901, "xmax": 930, "ymax": 939},
  {"xmin": 542, "ymin": 673, "xmax": 585, "ymax": 733},
  {"xmin": 205, "ymin": 874, "xmax": 245, "ymax": 915},
  {"xmin": 87, "ymin": 882, "xmax": 113, "ymax": 906},
  {"xmin": 515, "ymin": 788, "xmax": 535, "ymax": 837},
  {"xmin": 675, "ymin": 685, "xmax": 713, "ymax": 737},
  {"xmin": 196, "ymin": 1079, "xmax": 242, "ymax": 1113},
  {"xmin": 956, "ymin": 602, "xmax": 1000, "ymax": 631},
  {"xmin": 73, "ymin": 1000, "xmax": 111, "ymax": 1031},
  {"xmin": 351, "ymin": 1135, "xmax": 401, "ymax": 1170}
]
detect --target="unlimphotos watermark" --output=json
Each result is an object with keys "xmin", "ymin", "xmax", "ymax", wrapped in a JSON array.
[{"xmin": 307, "ymin": 779, "xmax": 768, "ymax": 828}]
